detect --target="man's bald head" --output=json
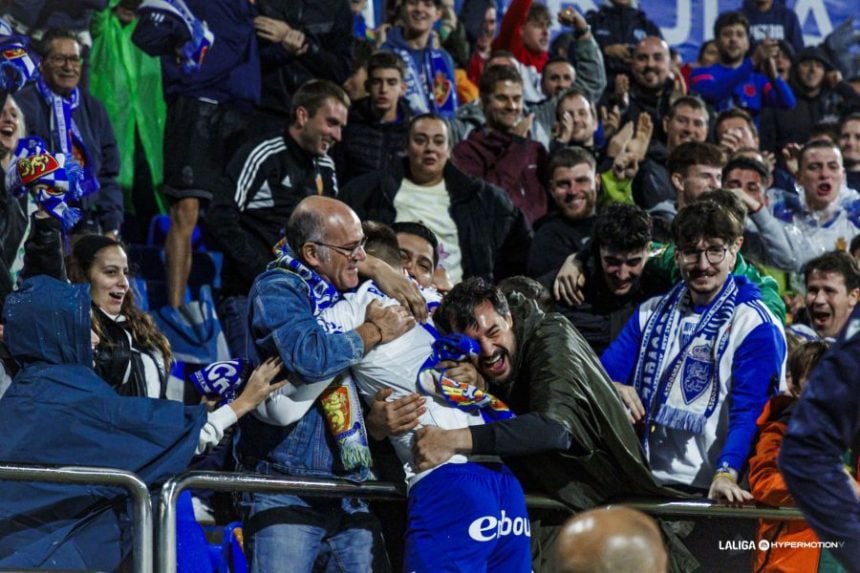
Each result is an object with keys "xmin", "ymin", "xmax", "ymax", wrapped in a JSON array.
[
  {"xmin": 555, "ymin": 507, "xmax": 667, "ymax": 573},
  {"xmin": 286, "ymin": 196, "xmax": 366, "ymax": 290},
  {"xmin": 632, "ymin": 36, "xmax": 671, "ymax": 92}
]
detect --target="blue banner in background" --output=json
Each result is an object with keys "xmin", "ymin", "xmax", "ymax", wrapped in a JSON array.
[{"xmin": 437, "ymin": 0, "xmax": 858, "ymax": 67}]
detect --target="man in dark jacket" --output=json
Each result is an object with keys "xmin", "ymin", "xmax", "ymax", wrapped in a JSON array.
[
  {"xmin": 741, "ymin": 0, "xmax": 804, "ymax": 54},
  {"xmin": 341, "ymin": 112, "xmax": 531, "ymax": 285},
  {"xmin": 761, "ymin": 46, "xmax": 860, "ymax": 153},
  {"xmin": 412, "ymin": 277, "xmax": 690, "ymax": 572},
  {"xmin": 334, "ymin": 52, "xmax": 411, "ymax": 186},
  {"xmin": 780, "ymin": 304, "xmax": 860, "ymax": 572},
  {"xmin": 207, "ymin": 80, "xmax": 347, "ymax": 357},
  {"xmin": 253, "ymin": 0, "xmax": 353, "ymax": 122},
  {"xmin": 16, "ymin": 29, "xmax": 123, "ymax": 236},
  {"xmin": 548, "ymin": 203, "xmax": 669, "ymax": 355}
]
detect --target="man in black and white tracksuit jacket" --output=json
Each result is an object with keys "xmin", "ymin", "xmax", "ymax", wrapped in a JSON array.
[{"xmin": 207, "ymin": 80, "xmax": 348, "ymax": 358}]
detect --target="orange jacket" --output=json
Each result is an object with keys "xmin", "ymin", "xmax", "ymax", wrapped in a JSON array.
[{"xmin": 749, "ymin": 395, "xmax": 820, "ymax": 572}]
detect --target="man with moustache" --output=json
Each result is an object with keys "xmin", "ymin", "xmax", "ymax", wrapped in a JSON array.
[
  {"xmin": 409, "ymin": 276, "xmax": 686, "ymax": 570},
  {"xmin": 207, "ymin": 80, "xmax": 348, "ymax": 357},
  {"xmin": 527, "ymin": 147, "xmax": 598, "ymax": 278},
  {"xmin": 452, "ymin": 64, "xmax": 549, "ymax": 225},
  {"xmin": 601, "ymin": 201, "xmax": 786, "ymax": 500}
]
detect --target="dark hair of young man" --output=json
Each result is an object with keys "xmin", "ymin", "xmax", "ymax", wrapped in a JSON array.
[
  {"xmin": 666, "ymin": 95, "xmax": 709, "ymax": 122},
  {"xmin": 363, "ymin": 220, "xmax": 401, "ymax": 269},
  {"xmin": 434, "ymin": 277, "xmax": 510, "ymax": 334},
  {"xmin": 722, "ymin": 156, "xmax": 770, "ymax": 184},
  {"xmin": 391, "ymin": 221, "xmax": 440, "ymax": 266},
  {"xmin": 290, "ymin": 79, "xmax": 351, "ymax": 124},
  {"xmin": 672, "ymin": 200, "xmax": 743, "ymax": 248},
  {"xmin": 697, "ymin": 188, "xmax": 749, "ymax": 227},
  {"xmin": 713, "ymin": 11, "xmax": 749, "ymax": 38},
  {"xmin": 366, "ymin": 51, "xmax": 406, "ymax": 81},
  {"xmin": 592, "ymin": 203, "xmax": 652, "ymax": 253},
  {"xmin": 479, "ymin": 64, "xmax": 523, "ymax": 101},
  {"xmin": 666, "ymin": 141, "xmax": 726, "ymax": 177},
  {"xmin": 802, "ymin": 250, "xmax": 860, "ymax": 292},
  {"xmin": 547, "ymin": 145, "xmax": 596, "ymax": 178},
  {"xmin": 715, "ymin": 108, "xmax": 758, "ymax": 139}
]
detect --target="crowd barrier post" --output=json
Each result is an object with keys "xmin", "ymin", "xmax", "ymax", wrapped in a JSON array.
[{"xmin": 0, "ymin": 463, "xmax": 153, "ymax": 573}]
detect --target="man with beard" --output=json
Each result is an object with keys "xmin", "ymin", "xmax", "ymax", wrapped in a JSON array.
[
  {"xmin": 772, "ymin": 140, "xmax": 860, "ymax": 268},
  {"xmin": 452, "ymin": 64, "xmax": 549, "ymax": 225},
  {"xmin": 617, "ymin": 36, "xmax": 678, "ymax": 144},
  {"xmin": 207, "ymin": 80, "xmax": 348, "ymax": 357},
  {"xmin": 527, "ymin": 147, "xmax": 598, "ymax": 278},
  {"xmin": 690, "ymin": 11, "xmax": 795, "ymax": 124},
  {"xmin": 601, "ymin": 201, "xmax": 786, "ymax": 500},
  {"xmin": 790, "ymin": 251, "xmax": 860, "ymax": 342},
  {"xmin": 840, "ymin": 113, "xmax": 860, "ymax": 191},
  {"xmin": 410, "ymin": 276, "xmax": 688, "ymax": 571},
  {"xmin": 549, "ymin": 88, "xmax": 601, "ymax": 158}
]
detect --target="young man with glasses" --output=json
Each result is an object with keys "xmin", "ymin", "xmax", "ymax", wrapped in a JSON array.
[
  {"xmin": 16, "ymin": 28, "xmax": 123, "ymax": 238},
  {"xmin": 601, "ymin": 200, "xmax": 786, "ymax": 502}
]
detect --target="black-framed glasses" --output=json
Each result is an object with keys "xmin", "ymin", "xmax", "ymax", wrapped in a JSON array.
[
  {"xmin": 310, "ymin": 237, "xmax": 367, "ymax": 259},
  {"xmin": 47, "ymin": 54, "xmax": 83, "ymax": 67},
  {"xmin": 679, "ymin": 245, "xmax": 728, "ymax": 265}
]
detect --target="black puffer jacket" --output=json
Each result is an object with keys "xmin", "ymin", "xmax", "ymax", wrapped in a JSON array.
[
  {"xmin": 340, "ymin": 159, "xmax": 532, "ymax": 282},
  {"xmin": 586, "ymin": 3, "xmax": 661, "ymax": 77},
  {"xmin": 333, "ymin": 97, "xmax": 411, "ymax": 186}
]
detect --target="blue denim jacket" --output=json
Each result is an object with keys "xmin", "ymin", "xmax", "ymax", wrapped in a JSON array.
[{"xmin": 236, "ymin": 268, "xmax": 371, "ymax": 481}]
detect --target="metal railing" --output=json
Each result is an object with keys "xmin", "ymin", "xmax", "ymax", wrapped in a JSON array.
[
  {"xmin": 157, "ymin": 471, "xmax": 406, "ymax": 573},
  {"xmin": 0, "ymin": 463, "xmax": 153, "ymax": 573},
  {"xmin": 157, "ymin": 471, "xmax": 806, "ymax": 572}
]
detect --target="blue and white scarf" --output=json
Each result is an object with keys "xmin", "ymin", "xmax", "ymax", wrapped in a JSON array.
[
  {"xmin": 391, "ymin": 42, "xmax": 457, "ymax": 118},
  {"xmin": 6, "ymin": 136, "xmax": 88, "ymax": 231},
  {"xmin": 0, "ymin": 34, "xmax": 38, "ymax": 94},
  {"xmin": 269, "ymin": 239, "xmax": 373, "ymax": 472},
  {"xmin": 34, "ymin": 78, "xmax": 99, "ymax": 198},
  {"xmin": 632, "ymin": 277, "xmax": 738, "ymax": 448},
  {"xmin": 416, "ymin": 327, "xmax": 514, "ymax": 422},
  {"xmin": 190, "ymin": 359, "xmax": 249, "ymax": 407},
  {"xmin": 138, "ymin": 0, "xmax": 214, "ymax": 74}
]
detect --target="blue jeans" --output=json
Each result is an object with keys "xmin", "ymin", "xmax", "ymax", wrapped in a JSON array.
[{"xmin": 239, "ymin": 492, "xmax": 389, "ymax": 573}]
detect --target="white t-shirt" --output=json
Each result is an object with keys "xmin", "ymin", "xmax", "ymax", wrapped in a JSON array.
[
  {"xmin": 319, "ymin": 281, "xmax": 491, "ymax": 487},
  {"xmin": 393, "ymin": 178, "xmax": 464, "ymax": 285}
]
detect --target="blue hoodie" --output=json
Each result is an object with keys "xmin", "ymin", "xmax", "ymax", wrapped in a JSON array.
[
  {"xmin": 741, "ymin": 0, "xmax": 805, "ymax": 54},
  {"xmin": 0, "ymin": 276, "xmax": 206, "ymax": 570}
]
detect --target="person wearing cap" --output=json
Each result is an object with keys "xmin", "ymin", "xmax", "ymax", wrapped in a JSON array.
[{"xmin": 760, "ymin": 45, "xmax": 860, "ymax": 153}]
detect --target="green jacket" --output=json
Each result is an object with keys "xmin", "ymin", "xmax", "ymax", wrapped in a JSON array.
[
  {"xmin": 499, "ymin": 293, "xmax": 699, "ymax": 572},
  {"xmin": 648, "ymin": 243, "xmax": 787, "ymax": 324}
]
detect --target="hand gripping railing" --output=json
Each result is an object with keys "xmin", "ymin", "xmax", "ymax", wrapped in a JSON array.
[
  {"xmin": 157, "ymin": 471, "xmax": 406, "ymax": 573},
  {"xmin": 0, "ymin": 463, "xmax": 153, "ymax": 573}
]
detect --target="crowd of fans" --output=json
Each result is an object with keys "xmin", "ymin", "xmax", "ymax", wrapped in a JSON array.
[{"xmin": 0, "ymin": 0, "xmax": 859, "ymax": 571}]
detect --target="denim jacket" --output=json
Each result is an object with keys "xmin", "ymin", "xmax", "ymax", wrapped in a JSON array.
[{"xmin": 236, "ymin": 267, "xmax": 371, "ymax": 481}]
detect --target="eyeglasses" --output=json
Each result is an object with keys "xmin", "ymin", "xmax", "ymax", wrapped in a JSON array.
[
  {"xmin": 678, "ymin": 245, "xmax": 728, "ymax": 265},
  {"xmin": 47, "ymin": 54, "xmax": 83, "ymax": 66},
  {"xmin": 311, "ymin": 237, "xmax": 367, "ymax": 259}
]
